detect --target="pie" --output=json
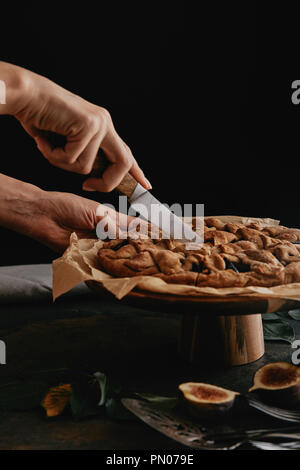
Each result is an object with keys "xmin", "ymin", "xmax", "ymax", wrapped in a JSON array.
[{"xmin": 96, "ymin": 217, "xmax": 300, "ymax": 288}]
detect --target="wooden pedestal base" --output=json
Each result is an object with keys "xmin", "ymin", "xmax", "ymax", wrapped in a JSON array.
[{"xmin": 178, "ymin": 313, "xmax": 265, "ymax": 367}]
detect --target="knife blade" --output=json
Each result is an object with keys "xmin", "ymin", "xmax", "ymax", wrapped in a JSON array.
[
  {"xmin": 91, "ymin": 154, "xmax": 202, "ymax": 244},
  {"xmin": 129, "ymin": 183, "xmax": 203, "ymax": 243}
]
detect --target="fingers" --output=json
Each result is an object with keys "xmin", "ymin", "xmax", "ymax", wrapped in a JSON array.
[
  {"xmin": 26, "ymin": 94, "xmax": 151, "ymax": 192},
  {"xmin": 35, "ymin": 132, "xmax": 94, "ymax": 173},
  {"xmin": 82, "ymin": 161, "xmax": 128, "ymax": 192},
  {"xmin": 94, "ymin": 131, "xmax": 134, "ymax": 191},
  {"xmin": 129, "ymin": 160, "xmax": 152, "ymax": 190},
  {"xmin": 15, "ymin": 70, "xmax": 150, "ymax": 189},
  {"xmin": 72, "ymin": 134, "xmax": 103, "ymax": 175},
  {"xmin": 32, "ymin": 111, "xmax": 103, "ymax": 174},
  {"xmin": 82, "ymin": 131, "xmax": 151, "ymax": 192},
  {"xmin": 123, "ymin": 142, "xmax": 151, "ymax": 189}
]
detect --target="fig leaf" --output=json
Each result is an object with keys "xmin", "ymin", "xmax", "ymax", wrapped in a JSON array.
[{"xmin": 263, "ymin": 319, "xmax": 295, "ymax": 344}]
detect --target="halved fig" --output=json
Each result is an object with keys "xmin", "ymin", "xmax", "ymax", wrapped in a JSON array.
[
  {"xmin": 249, "ymin": 362, "xmax": 300, "ymax": 406},
  {"xmin": 178, "ymin": 382, "xmax": 239, "ymax": 418}
]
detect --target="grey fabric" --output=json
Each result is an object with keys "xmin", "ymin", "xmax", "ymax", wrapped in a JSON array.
[{"xmin": 0, "ymin": 264, "xmax": 89, "ymax": 303}]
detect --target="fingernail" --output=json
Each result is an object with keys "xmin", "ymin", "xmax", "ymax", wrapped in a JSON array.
[
  {"xmin": 82, "ymin": 184, "xmax": 96, "ymax": 192},
  {"xmin": 145, "ymin": 179, "xmax": 152, "ymax": 190}
]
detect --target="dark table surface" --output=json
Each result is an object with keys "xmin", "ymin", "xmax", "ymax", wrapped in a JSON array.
[{"xmin": 0, "ymin": 265, "xmax": 299, "ymax": 450}]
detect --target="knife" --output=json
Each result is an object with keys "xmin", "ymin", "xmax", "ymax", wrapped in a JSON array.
[
  {"xmin": 121, "ymin": 398, "xmax": 300, "ymax": 450},
  {"xmin": 121, "ymin": 398, "xmax": 241, "ymax": 450},
  {"xmin": 44, "ymin": 132, "xmax": 202, "ymax": 243},
  {"xmin": 91, "ymin": 153, "xmax": 203, "ymax": 244}
]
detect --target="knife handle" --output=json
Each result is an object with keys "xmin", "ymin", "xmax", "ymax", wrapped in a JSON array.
[
  {"xmin": 41, "ymin": 132, "xmax": 138, "ymax": 198},
  {"xmin": 90, "ymin": 151, "xmax": 138, "ymax": 199}
]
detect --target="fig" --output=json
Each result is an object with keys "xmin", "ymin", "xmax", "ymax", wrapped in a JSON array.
[
  {"xmin": 248, "ymin": 362, "xmax": 300, "ymax": 406},
  {"xmin": 178, "ymin": 382, "xmax": 239, "ymax": 418}
]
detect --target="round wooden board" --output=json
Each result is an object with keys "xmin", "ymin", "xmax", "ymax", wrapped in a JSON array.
[{"xmin": 86, "ymin": 281, "xmax": 300, "ymax": 316}]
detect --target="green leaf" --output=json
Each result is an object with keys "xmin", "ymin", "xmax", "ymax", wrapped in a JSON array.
[
  {"xmin": 274, "ymin": 311, "xmax": 292, "ymax": 319},
  {"xmin": 0, "ymin": 381, "xmax": 48, "ymax": 411},
  {"xmin": 263, "ymin": 319, "xmax": 295, "ymax": 344},
  {"xmin": 132, "ymin": 393, "xmax": 178, "ymax": 410},
  {"xmin": 262, "ymin": 313, "xmax": 282, "ymax": 321},
  {"xmin": 288, "ymin": 309, "xmax": 300, "ymax": 320},
  {"xmin": 105, "ymin": 398, "xmax": 138, "ymax": 421},
  {"xmin": 69, "ymin": 371, "xmax": 178, "ymax": 421},
  {"xmin": 106, "ymin": 391, "xmax": 179, "ymax": 420},
  {"xmin": 69, "ymin": 380, "xmax": 102, "ymax": 420},
  {"xmin": 93, "ymin": 372, "xmax": 108, "ymax": 406}
]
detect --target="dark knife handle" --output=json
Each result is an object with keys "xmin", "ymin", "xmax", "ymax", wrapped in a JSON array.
[{"xmin": 90, "ymin": 151, "xmax": 138, "ymax": 199}]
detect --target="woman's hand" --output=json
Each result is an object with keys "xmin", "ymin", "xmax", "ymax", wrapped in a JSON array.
[
  {"xmin": 0, "ymin": 174, "xmax": 141, "ymax": 253},
  {"xmin": 31, "ymin": 192, "xmax": 139, "ymax": 252},
  {"xmin": 0, "ymin": 62, "xmax": 151, "ymax": 192}
]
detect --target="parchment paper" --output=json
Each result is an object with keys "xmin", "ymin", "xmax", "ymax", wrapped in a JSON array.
[{"xmin": 52, "ymin": 215, "xmax": 300, "ymax": 302}]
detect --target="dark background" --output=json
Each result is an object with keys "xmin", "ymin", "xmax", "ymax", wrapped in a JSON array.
[{"xmin": 0, "ymin": 2, "xmax": 298, "ymax": 265}]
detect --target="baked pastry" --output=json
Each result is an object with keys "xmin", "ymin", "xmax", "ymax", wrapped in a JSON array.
[{"xmin": 96, "ymin": 217, "xmax": 300, "ymax": 288}]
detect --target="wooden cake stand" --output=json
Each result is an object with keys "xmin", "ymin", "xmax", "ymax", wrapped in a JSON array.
[{"xmin": 86, "ymin": 281, "xmax": 300, "ymax": 368}]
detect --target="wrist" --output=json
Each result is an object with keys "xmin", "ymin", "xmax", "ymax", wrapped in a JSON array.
[
  {"xmin": 0, "ymin": 174, "xmax": 47, "ymax": 238},
  {"xmin": 0, "ymin": 62, "xmax": 33, "ymax": 115}
]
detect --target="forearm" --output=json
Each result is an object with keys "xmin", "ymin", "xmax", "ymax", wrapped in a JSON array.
[
  {"xmin": 0, "ymin": 174, "xmax": 45, "ymax": 238},
  {"xmin": 0, "ymin": 174, "xmax": 100, "ymax": 253},
  {"xmin": 0, "ymin": 62, "xmax": 31, "ymax": 115}
]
